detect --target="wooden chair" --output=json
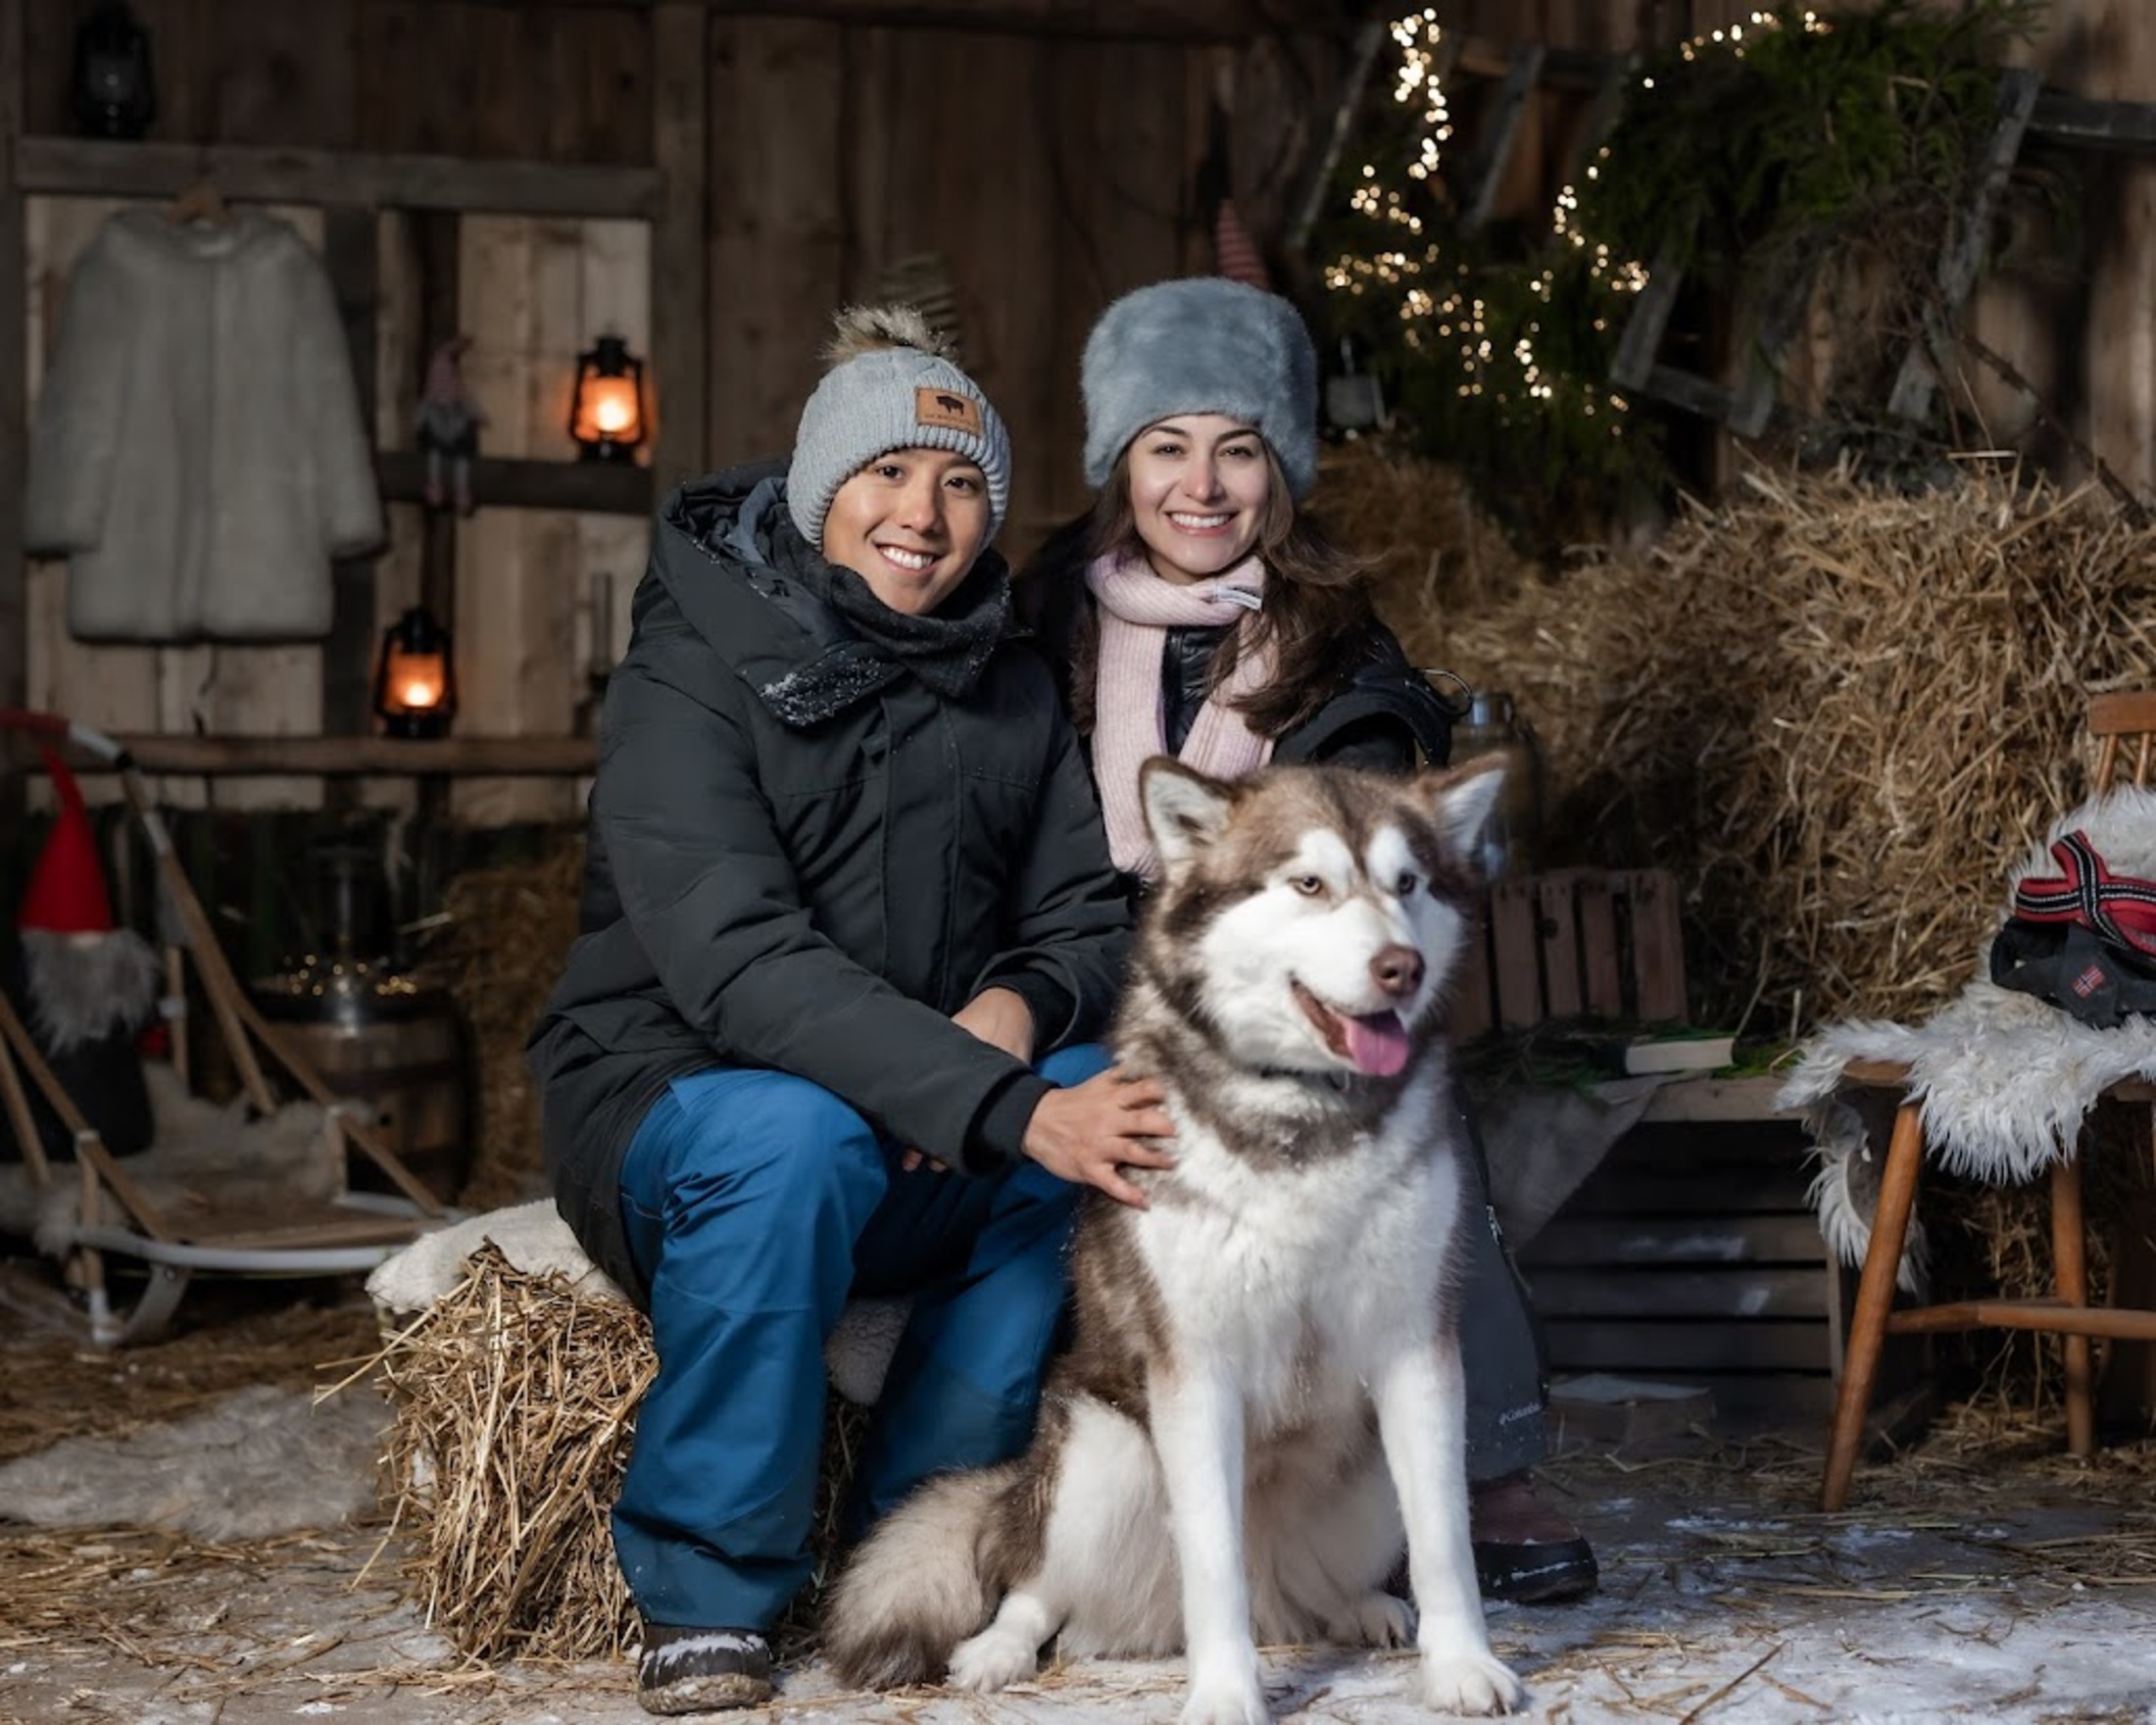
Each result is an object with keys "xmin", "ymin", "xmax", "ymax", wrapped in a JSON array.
[{"xmin": 1823, "ymin": 690, "xmax": 2156, "ymax": 1509}]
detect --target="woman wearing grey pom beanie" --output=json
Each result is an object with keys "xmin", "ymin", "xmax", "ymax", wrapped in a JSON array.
[
  {"xmin": 1018, "ymin": 274, "xmax": 1597, "ymax": 1607},
  {"xmin": 530, "ymin": 306, "xmax": 1168, "ymax": 1715}
]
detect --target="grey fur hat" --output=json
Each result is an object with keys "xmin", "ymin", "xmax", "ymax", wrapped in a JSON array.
[
  {"xmin": 1081, "ymin": 277, "xmax": 1319, "ymax": 499},
  {"xmin": 787, "ymin": 305, "xmax": 1011, "ymax": 548}
]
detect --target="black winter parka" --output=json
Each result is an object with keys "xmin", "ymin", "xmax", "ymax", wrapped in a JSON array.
[{"xmin": 528, "ymin": 466, "xmax": 1131, "ymax": 1305}]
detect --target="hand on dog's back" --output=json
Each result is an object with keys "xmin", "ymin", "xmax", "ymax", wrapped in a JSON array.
[{"xmin": 1023, "ymin": 1066, "xmax": 1175, "ymax": 1207}]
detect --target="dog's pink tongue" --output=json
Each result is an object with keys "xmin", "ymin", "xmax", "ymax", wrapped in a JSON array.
[{"xmin": 1344, "ymin": 1010, "xmax": 1410, "ymax": 1077}]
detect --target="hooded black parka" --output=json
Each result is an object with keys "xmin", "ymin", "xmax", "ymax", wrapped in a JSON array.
[{"xmin": 528, "ymin": 466, "xmax": 1131, "ymax": 1303}]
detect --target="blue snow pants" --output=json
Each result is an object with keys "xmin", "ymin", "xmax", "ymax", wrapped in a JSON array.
[{"xmin": 611, "ymin": 1043, "xmax": 1108, "ymax": 1632}]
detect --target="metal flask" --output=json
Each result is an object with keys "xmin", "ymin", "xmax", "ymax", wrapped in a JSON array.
[{"xmin": 1447, "ymin": 690, "xmax": 1546, "ymax": 879}]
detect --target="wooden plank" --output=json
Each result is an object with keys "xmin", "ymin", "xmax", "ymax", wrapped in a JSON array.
[
  {"xmin": 1575, "ymin": 871, "xmax": 1624, "ymax": 1015},
  {"xmin": 375, "ymin": 455, "xmax": 651, "ymax": 521},
  {"xmin": 1461, "ymin": 43, "xmax": 1544, "ymax": 232},
  {"xmin": 323, "ymin": 207, "xmax": 384, "ymax": 757},
  {"xmin": 651, "ymin": 0, "xmax": 709, "ymax": 493},
  {"xmin": 705, "ymin": 0, "xmax": 1353, "ymax": 42},
  {"xmin": 1038, "ymin": 35, "xmax": 1196, "ymax": 531},
  {"xmin": 1535, "ymin": 869, "xmax": 1584, "ymax": 1018},
  {"xmin": 2030, "ymin": 87, "xmax": 2156, "ymax": 154},
  {"xmin": 14, "ymin": 135, "xmax": 664, "ymax": 219},
  {"xmin": 707, "ymin": 16, "xmax": 844, "ymax": 468},
  {"xmin": 452, "ymin": 212, "xmax": 591, "ymax": 824},
  {"xmin": 1557, "ymin": 1164, "xmax": 1814, "ymax": 1215},
  {"xmin": 1609, "ymin": 247, "xmax": 1681, "ymax": 392},
  {"xmin": 1488, "ymin": 876, "xmax": 1543, "ymax": 1029},
  {"xmin": 2089, "ymin": 688, "xmax": 2156, "ymax": 738},
  {"xmin": 1450, "ymin": 34, "xmax": 1611, "ymax": 88},
  {"xmin": 213, "ymin": 0, "xmax": 355, "ymax": 148},
  {"xmin": 25, "ymin": 735, "xmax": 596, "ymax": 776},
  {"xmin": 1449, "ymin": 912, "xmax": 1495, "ymax": 1039},
  {"xmin": 1530, "ymin": 1265, "xmax": 1833, "ymax": 1322},
  {"xmin": 2069, "ymin": 3, "xmax": 2156, "ymax": 498},
  {"xmin": 1887, "ymin": 67, "xmax": 2039, "ymax": 423},
  {"xmin": 1621, "ymin": 866, "xmax": 1688, "ymax": 1020},
  {"xmin": 1540, "ymin": 1317, "xmax": 1833, "ymax": 1373},
  {"xmin": 858, "ymin": 27, "xmax": 1059, "ymax": 544},
  {"xmin": 0, "ymin": 0, "xmax": 24, "ymax": 822},
  {"xmin": 1525, "ymin": 1212, "xmax": 1834, "ymax": 1266}
]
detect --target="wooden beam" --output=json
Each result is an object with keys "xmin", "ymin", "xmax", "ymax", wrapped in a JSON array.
[
  {"xmin": 376, "ymin": 451, "xmax": 655, "ymax": 516},
  {"xmin": 17, "ymin": 735, "xmax": 597, "ymax": 776},
  {"xmin": 652, "ymin": 0, "xmax": 710, "ymax": 493},
  {"xmin": 1887, "ymin": 1299, "xmax": 2156, "ymax": 1343},
  {"xmin": 2030, "ymin": 87, "xmax": 2156, "ymax": 155},
  {"xmin": 13, "ymin": 135, "xmax": 664, "ymax": 220},
  {"xmin": 323, "ymin": 207, "xmax": 383, "ymax": 752},
  {"xmin": 703, "ymin": 0, "xmax": 1348, "ymax": 42}
]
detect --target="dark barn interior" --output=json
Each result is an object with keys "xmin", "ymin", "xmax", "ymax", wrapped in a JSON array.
[{"xmin": 3, "ymin": 3, "xmax": 2156, "ymax": 1721}]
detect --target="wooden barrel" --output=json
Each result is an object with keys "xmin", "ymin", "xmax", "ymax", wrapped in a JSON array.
[{"xmin": 254, "ymin": 977, "xmax": 471, "ymax": 1205}]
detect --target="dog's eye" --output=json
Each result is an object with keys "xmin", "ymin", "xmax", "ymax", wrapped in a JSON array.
[
  {"xmin": 1290, "ymin": 874, "xmax": 1326, "ymax": 898},
  {"xmin": 1395, "ymin": 871, "xmax": 1420, "ymax": 898}
]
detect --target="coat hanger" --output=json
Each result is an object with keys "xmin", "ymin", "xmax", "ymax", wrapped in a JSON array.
[{"xmin": 167, "ymin": 176, "xmax": 232, "ymax": 227}]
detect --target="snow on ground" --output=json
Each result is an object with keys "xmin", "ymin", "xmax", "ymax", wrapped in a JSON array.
[{"xmin": 8, "ymin": 1439, "xmax": 2155, "ymax": 1724}]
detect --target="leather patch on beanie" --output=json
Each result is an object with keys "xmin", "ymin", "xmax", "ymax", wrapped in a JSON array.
[{"xmin": 915, "ymin": 386, "xmax": 983, "ymax": 436}]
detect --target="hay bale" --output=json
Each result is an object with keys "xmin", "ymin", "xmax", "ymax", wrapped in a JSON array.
[
  {"xmin": 1379, "ymin": 461, "xmax": 2156, "ymax": 1033},
  {"xmin": 423, "ymin": 836, "xmax": 585, "ymax": 1208},
  {"xmin": 370, "ymin": 1235, "xmax": 888, "ymax": 1664},
  {"xmin": 374, "ymin": 1244, "xmax": 650, "ymax": 1662},
  {"xmin": 1317, "ymin": 436, "xmax": 1542, "ymax": 639}
]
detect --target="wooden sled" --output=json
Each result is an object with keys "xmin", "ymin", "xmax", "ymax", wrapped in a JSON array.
[{"xmin": 0, "ymin": 709, "xmax": 451, "ymax": 1344}]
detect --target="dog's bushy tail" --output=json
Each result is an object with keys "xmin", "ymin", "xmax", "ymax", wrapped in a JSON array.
[{"xmin": 824, "ymin": 1462, "xmax": 1014, "ymax": 1689}]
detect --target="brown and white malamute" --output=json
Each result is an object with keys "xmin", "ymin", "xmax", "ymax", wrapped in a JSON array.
[{"xmin": 826, "ymin": 758, "xmax": 1521, "ymax": 1722}]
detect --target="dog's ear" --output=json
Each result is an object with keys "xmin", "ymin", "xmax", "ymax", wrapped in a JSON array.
[
  {"xmin": 1428, "ymin": 759, "xmax": 1506, "ymax": 862},
  {"xmin": 1141, "ymin": 758, "xmax": 1236, "ymax": 865}
]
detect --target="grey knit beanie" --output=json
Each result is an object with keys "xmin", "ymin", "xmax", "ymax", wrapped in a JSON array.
[
  {"xmin": 1081, "ymin": 277, "xmax": 1319, "ymax": 500},
  {"xmin": 787, "ymin": 305, "xmax": 1011, "ymax": 549}
]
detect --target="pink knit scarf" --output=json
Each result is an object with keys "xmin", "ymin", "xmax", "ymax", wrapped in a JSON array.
[{"xmin": 1086, "ymin": 552, "xmax": 1275, "ymax": 881}]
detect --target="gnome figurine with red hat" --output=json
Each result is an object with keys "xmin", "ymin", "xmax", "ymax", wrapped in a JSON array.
[{"xmin": 0, "ymin": 749, "xmax": 160, "ymax": 1164}]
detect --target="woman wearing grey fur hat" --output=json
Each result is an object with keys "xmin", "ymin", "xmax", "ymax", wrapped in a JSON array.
[
  {"xmin": 1018, "ymin": 273, "xmax": 1598, "ymax": 1605},
  {"xmin": 529, "ymin": 306, "xmax": 1169, "ymax": 1715}
]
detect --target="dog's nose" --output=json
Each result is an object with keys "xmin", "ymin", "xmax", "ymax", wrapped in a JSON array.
[{"xmin": 1369, "ymin": 944, "xmax": 1424, "ymax": 998}]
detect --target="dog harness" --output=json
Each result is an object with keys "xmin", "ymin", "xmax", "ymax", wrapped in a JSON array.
[{"xmin": 1990, "ymin": 829, "xmax": 2156, "ymax": 1026}]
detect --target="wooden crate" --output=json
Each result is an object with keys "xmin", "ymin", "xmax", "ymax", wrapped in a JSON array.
[
  {"xmin": 1453, "ymin": 866, "xmax": 1687, "ymax": 1038},
  {"xmin": 1516, "ymin": 1098, "xmax": 1929, "ymax": 1430}
]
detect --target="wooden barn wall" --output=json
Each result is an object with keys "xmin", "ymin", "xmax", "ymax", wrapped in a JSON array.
[{"xmin": 12, "ymin": 0, "xmax": 2156, "ymax": 827}]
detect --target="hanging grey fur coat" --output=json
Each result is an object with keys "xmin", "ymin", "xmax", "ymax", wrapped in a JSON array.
[{"xmin": 25, "ymin": 209, "xmax": 383, "ymax": 641}]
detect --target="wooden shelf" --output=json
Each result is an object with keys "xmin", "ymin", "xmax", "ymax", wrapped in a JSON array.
[
  {"xmin": 1627, "ymin": 1073, "xmax": 1796, "ymax": 1124},
  {"xmin": 376, "ymin": 451, "xmax": 654, "ymax": 516},
  {"xmin": 23, "ymin": 734, "xmax": 598, "ymax": 777},
  {"xmin": 13, "ymin": 135, "xmax": 663, "ymax": 220}
]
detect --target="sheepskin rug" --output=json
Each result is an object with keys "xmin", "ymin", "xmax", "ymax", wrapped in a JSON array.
[
  {"xmin": 0, "ymin": 1382, "xmax": 384, "ymax": 1542},
  {"xmin": 1780, "ymin": 784, "xmax": 2156, "ymax": 1289}
]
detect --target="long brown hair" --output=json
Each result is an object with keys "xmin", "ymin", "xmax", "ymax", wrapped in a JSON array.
[{"xmin": 1019, "ymin": 447, "xmax": 1376, "ymax": 739}]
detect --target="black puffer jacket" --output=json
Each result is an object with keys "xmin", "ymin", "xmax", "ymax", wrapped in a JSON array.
[
  {"xmin": 528, "ymin": 465, "xmax": 1131, "ymax": 1304},
  {"xmin": 1160, "ymin": 619, "xmax": 1455, "ymax": 768},
  {"xmin": 1017, "ymin": 537, "xmax": 1460, "ymax": 777}
]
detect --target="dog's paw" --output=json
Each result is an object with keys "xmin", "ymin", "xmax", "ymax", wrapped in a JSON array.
[
  {"xmin": 1328, "ymin": 1590, "xmax": 1414, "ymax": 1649},
  {"xmin": 947, "ymin": 1626, "xmax": 1038, "ymax": 1693},
  {"xmin": 1179, "ymin": 1668, "xmax": 1272, "ymax": 1725},
  {"xmin": 1416, "ymin": 1650, "xmax": 1522, "ymax": 1715}
]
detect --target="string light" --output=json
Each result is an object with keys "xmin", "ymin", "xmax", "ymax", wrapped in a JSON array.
[{"xmin": 1326, "ymin": 9, "xmax": 1656, "ymax": 439}]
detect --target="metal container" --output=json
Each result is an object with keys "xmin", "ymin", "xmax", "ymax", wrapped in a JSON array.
[
  {"xmin": 1447, "ymin": 690, "xmax": 1547, "ymax": 879},
  {"xmin": 252, "ymin": 958, "xmax": 471, "ymax": 1205}
]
